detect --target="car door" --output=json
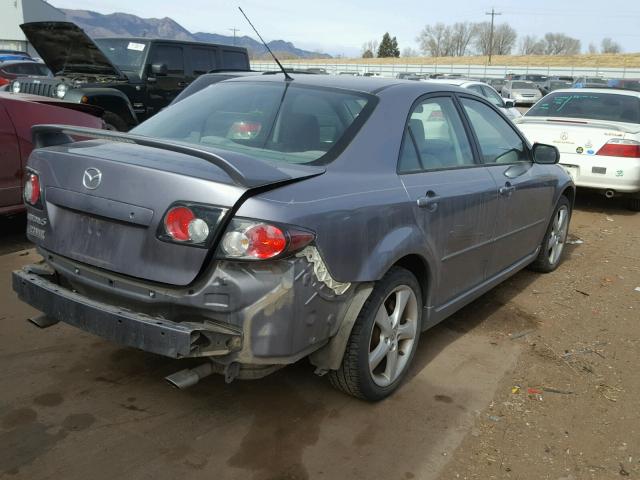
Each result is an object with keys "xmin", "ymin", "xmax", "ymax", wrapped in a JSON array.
[
  {"xmin": 398, "ymin": 94, "xmax": 499, "ymax": 311},
  {"xmin": 0, "ymin": 103, "xmax": 21, "ymax": 209},
  {"xmin": 146, "ymin": 43, "xmax": 188, "ymax": 114},
  {"xmin": 458, "ymin": 96, "xmax": 554, "ymax": 277}
]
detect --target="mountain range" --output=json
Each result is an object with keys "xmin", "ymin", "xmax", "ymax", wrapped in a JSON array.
[{"xmin": 62, "ymin": 9, "xmax": 331, "ymax": 59}]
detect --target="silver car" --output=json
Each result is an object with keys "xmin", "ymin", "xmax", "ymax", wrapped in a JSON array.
[
  {"xmin": 13, "ymin": 75, "xmax": 574, "ymax": 401},
  {"xmin": 503, "ymin": 80, "xmax": 543, "ymax": 106},
  {"xmin": 423, "ymin": 78, "xmax": 522, "ymax": 119}
]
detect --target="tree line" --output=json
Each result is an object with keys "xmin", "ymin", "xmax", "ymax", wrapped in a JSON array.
[{"xmin": 363, "ymin": 23, "xmax": 623, "ymax": 58}]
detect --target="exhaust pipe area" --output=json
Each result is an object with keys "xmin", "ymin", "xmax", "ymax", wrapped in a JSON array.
[
  {"xmin": 165, "ymin": 362, "xmax": 215, "ymax": 389},
  {"xmin": 28, "ymin": 315, "xmax": 60, "ymax": 329},
  {"xmin": 605, "ymin": 189, "xmax": 616, "ymax": 199}
]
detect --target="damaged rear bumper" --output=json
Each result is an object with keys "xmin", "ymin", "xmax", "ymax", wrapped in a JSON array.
[{"xmin": 12, "ymin": 268, "xmax": 242, "ymax": 359}]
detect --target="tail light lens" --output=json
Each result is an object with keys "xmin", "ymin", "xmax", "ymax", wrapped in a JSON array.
[
  {"xmin": 158, "ymin": 203, "xmax": 226, "ymax": 247},
  {"xmin": 0, "ymin": 77, "xmax": 9, "ymax": 87},
  {"xmin": 218, "ymin": 218, "xmax": 315, "ymax": 260},
  {"xmin": 228, "ymin": 121, "xmax": 262, "ymax": 140},
  {"xmin": 596, "ymin": 139, "xmax": 640, "ymax": 158},
  {"xmin": 23, "ymin": 172, "xmax": 41, "ymax": 207}
]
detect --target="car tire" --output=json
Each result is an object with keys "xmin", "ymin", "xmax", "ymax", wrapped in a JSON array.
[
  {"xmin": 529, "ymin": 196, "xmax": 572, "ymax": 273},
  {"xmin": 628, "ymin": 197, "xmax": 640, "ymax": 212},
  {"xmin": 328, "ymin": 267, "xmax": 422, "ymax": 401},
  {"xmin": 103, "ymin": 112, "xmax": 128, "ymax": 132}
]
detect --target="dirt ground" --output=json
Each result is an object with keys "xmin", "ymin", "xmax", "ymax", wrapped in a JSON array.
[{"xmin": 0, "ymin": 191, "xmax": 638, "ymax": 480}]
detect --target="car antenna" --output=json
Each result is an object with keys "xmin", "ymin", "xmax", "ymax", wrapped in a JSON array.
[{"xmin": 238, "ymin": 7, "xmax": 293, "ymax": 81}]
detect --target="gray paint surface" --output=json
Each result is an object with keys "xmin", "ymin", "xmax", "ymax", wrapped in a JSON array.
[{"xmin": 17, "ymin": 75, "xmax": 573, "ymax": 366}]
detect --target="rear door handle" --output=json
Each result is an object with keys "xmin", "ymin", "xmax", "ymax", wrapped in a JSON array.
[
  {"xmin": 499, "ymin": 182, "xmax": 516, "ymax": 197},
  {"xmin": 417, "ymin": 190, "xmax": 439, "ymax": 211}
]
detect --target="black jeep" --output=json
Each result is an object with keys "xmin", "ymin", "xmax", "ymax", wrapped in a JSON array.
[{"xmin": 13, "ymin": 22, "xmax": 250, "ymax": 130}]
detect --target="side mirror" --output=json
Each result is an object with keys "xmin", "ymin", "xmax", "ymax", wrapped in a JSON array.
[
  {"xmin": 151, "ymin": 63, "xmax": 168, "ymax": 76},
  {"xmin": 504, "ymin": 99, "xmax": 515, "ymax": 108},
  {"xmin": 533, "ymin": 143, "xmax": 560, "ymax": 164}
]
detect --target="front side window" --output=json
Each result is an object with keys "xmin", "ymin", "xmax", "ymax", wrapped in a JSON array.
[
  {"xmin": 481, "ymin": 86, "xmax": 504, "ymax": 108},
  {"xmin": 398, "ymin": 96, "xmax": 475, "ymax": 173},
  {"xmin": 133, "ymin": 82, "xmax": 376, "ymax": 165},
  {"xmin": 461, "ymin": 98, "xmax": 529, "ymax": 164}
]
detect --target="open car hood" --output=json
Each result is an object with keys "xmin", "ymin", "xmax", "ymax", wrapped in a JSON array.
[{"xmin": 20, "ymin": 22, "xmax": 123, "ymax": 77}]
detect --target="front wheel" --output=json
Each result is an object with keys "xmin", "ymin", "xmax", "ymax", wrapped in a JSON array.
[
  {"xmin": 328, "ymin": 267, "xmax": 422, "ymax": 401},
  {"xmin": 529, "ymin": 196, "xmax": 571, "ymax": 273}
]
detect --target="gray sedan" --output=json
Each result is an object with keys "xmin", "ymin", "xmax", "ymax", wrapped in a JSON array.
[
  {"xmin": 13, "ymin": 75, "xmax": 574, "ymax": 401},
  {"xmin": 502, "ymin": 80, "xmax": 543, "ymax": 105}
]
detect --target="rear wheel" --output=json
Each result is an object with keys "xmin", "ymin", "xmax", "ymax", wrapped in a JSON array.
[
  {"xmin": 529, "ymin": 196, "xmax": 571, "ymax": 273},
  {"xmin": 103, "ymin": 112, "xmax": 128, "ymax": 131},
  {"xmin": 328, "ymin": 267, "xmax": 422, "ymax": 401}
]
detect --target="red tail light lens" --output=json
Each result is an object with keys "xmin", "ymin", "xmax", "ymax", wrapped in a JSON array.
[
  {"xmin": 159, "ymin": 203, "xmax": 226, "ymax": 247},
  {"xmin": 596, "ymin": 139, "xmax": 640, "ymax": 158},
  {"xmin": 0, "ymin": 77, "xmax": 10, "ymax": 87},
  {"xmin": 24, "ymin": 173, "xmax": 41, "ymax": 206},
  {"xmin": 220, "ymin": 219, "xmax": 315, "ymax": 260},
  {"xmin": 164, "ymin": 206, "xmax": 196, "ymax": 241}
]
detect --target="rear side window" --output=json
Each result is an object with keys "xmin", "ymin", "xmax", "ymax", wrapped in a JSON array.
[
  {"xmin": 221, "ymin": 50, "xmax": 248, "ymax": 70},
  {"xmin": 461, "ymin": 98, "xmax": 528, "ymax": 164},
  {"xmin": 191, "ymin": 48, "xmax": 216, "ymax": 75},
  {"xmin": 527, "ymin": 92, "xmax": 640, "ymax": 123},
  {"xmin": 399, "ymin": 96, "xmax": 475, "ymax": 173},
  {"xmin": 150, "ymin": 45, "xmax": 184, "ymax": 75}
]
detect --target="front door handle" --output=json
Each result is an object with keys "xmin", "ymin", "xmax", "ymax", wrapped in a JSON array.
[
  {"xmin": 417, "ymin": 190, "xmax": 439, "ymax": 211},
  {"xmin": 499, "ymin": 182, "xmax": 516, "ymax": 197}
]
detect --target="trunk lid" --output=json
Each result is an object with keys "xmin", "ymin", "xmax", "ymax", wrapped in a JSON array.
[
  {"xmin": 516, "ymin": 117, "xmax": 640, "ymax": 156},
  {"xmin": 27, "ymin": 138, "xmax": 323, "ymax": 286},
  {"xmin": 20, "ymin": 22, "xmax": 123, "ymax": 77}
]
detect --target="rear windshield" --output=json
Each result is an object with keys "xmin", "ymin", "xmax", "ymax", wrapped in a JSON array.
[
  {"xmin": 512, "ymin": 81, "xmax": 535, "ymax": 89},
  {"xmin": 133, "ymin": 81, "xmax": 376, "ymax": 164},
  {"xmin": 526, "ymin": 92, "xmax": 640, "ymax": 123},
  {"xmin": 489, "ymin": 79, "xmax": 505, "ymax": 86},
  {"xmin": 585, "ymin": 77, "xmax": 608, "ymax": 85}
]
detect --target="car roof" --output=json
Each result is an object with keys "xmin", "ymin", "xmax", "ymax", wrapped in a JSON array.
[
  {"xmin": 546, "ymin": 88, "xmax": 640, "ymax": 98},
  {"xmin": 224, "ymin": 74, "xmax": 462, "ymax": 95},
  {"xmin": 96, "ymin": 37, "xmax": 248, "ymax": 51}
]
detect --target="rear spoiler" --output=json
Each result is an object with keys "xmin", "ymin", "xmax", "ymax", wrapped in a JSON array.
[
  {"xmin": 32, "ymin": 124, "xmax": 325, "ymax": 189},
  {"xmin": 515, "ymin": 117, "xmax": 640, "ymax": 134}
]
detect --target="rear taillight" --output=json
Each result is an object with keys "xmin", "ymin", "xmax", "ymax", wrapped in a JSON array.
[
  {"xmin": 23, "ymin": 172, "xmax": 41, "ymax": 207},
  {"xmin": 158, "ymin": 203, "xmax": 226, "ymax": 247},
  {"xmin": 596, "ymin": 139, "xmax": 640, "ymax": 158},
  {"xmin": 219, "ymin": 218, "xmax": 315, "ymax": 260},
  {"xmin": 228, "ymin": 121, "xmax": 262, "ymax": 140},
  {"xmin": 0, "ymin": 77, "xmax": 9, "ymax": 87}
]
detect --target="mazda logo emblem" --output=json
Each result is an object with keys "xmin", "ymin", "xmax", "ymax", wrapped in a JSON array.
[{"xmin": 82, "ymin": 168, "xmax": 102, "ymax": 190}]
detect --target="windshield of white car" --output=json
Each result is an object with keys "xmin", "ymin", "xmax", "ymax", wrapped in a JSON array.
[
  {"xmin": 133, "ymin": 82, "xmax": 376, "ymax": 165},
  {"xmin": 526, "ymin": 92, "xmax": 640, "ymax": 123},
  {"xmin": 95, "ymin": 39, "xmax": 148, "ymax": 72},
  {"xmin": 512, "ymin": 81, "xmax": 536, "ymax": 89}
]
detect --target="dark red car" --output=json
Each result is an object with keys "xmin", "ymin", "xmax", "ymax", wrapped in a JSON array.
[
  {"xmin": 0, "ymin": 93, "xmax": 104, "ymax": 215},
  {"xmin": 0, "ymin": 60, "xmax": 51, "ymax": 89}
]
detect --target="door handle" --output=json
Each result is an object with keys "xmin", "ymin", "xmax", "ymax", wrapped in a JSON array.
[
  {"xmin": 417, "ymin": 190, "xmax": 439, "ymax": 211},
  {"xmin": 177, "ymin": 81, "xmax": 190, "ymax": 88},
  {"xmin": 499, "ymin": 182, "xmax": 516, "ymax": 197}
]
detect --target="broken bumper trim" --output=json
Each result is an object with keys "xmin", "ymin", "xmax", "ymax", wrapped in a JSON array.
[{"xmin": 12, "ymin": 268, "xmax": 241, "ymax": 359}]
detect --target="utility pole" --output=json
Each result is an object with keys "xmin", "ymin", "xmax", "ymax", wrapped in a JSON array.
[
  {"xmin": 485, "ymin": 8, "xmax": 501, "ymax": 64},
  {"xmin": 229, "ymin": 28, "xmax": 240, "ymax": 45}
]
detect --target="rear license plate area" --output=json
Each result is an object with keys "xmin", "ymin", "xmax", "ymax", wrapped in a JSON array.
[{"xmin": 592, "ymin": 166, "xmax": 607, "ymax": 175}]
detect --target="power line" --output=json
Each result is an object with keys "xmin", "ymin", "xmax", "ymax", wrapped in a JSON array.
[{"xmin": 485, "ymin": 8, "xmax": 502, "ymax": 64}]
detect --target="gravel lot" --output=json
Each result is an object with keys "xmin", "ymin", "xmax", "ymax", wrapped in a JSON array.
[{"xmin": 0, "ymin": 191, "xmax": 638, "ymax": 480}]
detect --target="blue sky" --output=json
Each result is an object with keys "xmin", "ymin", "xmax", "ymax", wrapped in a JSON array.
[{"xmin": 50, "ymin": 0, "xmax": 640, "ymax": 56}]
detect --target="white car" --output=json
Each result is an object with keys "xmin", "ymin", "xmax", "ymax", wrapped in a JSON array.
[
  {"xmin": 422, "ymin": 79, "xmax": 522, "ymax": 120},
  {"xmin": 515, "ymin": 88, "xmax": 640, "ymax": 211}
]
